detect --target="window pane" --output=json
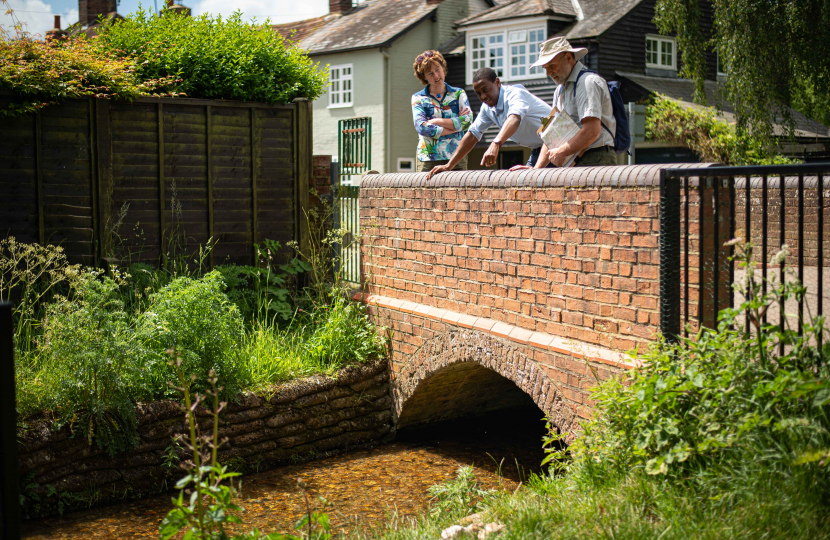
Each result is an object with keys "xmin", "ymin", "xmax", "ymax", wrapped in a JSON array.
[
  {"xmin": 528, "ymin": 28, "xmax": 545, "ymax": 74},
  {"xmin": 508, "ymin": 30, "xmax": 526, "ymax": 43}
]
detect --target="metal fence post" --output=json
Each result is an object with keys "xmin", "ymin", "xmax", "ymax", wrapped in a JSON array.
[
  {"xmin": 660, "ymin": 170, "xmax": 682, "ymax": 342},
  {"xmin": 0, "ymin": 303, "xmax": 20, "ymax": 539}
]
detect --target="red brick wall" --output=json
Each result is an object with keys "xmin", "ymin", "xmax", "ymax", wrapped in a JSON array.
[{"xmin": 357, "ymin": 166, "xmax": 707, "ymax": 354}]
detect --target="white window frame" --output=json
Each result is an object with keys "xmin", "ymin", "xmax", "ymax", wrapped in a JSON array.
[
  {"xmin": 645, "ymin": 35, "xmax": 677, "ymax": 70},
  {"xmin": 397, "ymin": 157, "xmax": 415, "ymax": 172},
  {"xmin": 466, "ymin": 20, "xmax": 548, "ymax": 85},
  {"xmin": 328, "ymin": 64, "xmax": 353, "ymax": 108}
]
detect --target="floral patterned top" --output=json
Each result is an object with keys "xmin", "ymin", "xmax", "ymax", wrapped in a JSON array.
[{"xmin": 411, "ymin": 83, "xmax": 472, "ymax": 162}]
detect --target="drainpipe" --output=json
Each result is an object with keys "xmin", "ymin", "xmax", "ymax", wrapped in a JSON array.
[{"xmin": 379, "ymin": 46, "xmax": 391, "ymax": 174}]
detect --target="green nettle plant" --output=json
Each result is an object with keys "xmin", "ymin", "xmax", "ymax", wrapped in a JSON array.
[
  {"xmin": 561, "ymin": 241, "xmax": 830, "ymax": 479},
  {"xmin": 93, "ymin": 8, "xmax": 328, "ymax": 104},
  {"xmin": 136, "ymin": 271, "xmax": 247, "ymax": 400},
  {"xmin": 161, "ymin": 351, "xmax": 333, "ymax": 540},
  {"xmin": 215, "ymin": 239, "xmax": 310, "ymax": 324},
  {"xmin": 427, "ymin": 466, "xmax": 493, "ymax": 517},
  {"xmin": 35, "ymin": 272, "xmax": 140, "ymax": 456}
]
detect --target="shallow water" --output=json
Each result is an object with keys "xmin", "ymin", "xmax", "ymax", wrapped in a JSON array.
[{"xmin": 21, "ymin": 407, "xmax": 547, "ymax": 539}]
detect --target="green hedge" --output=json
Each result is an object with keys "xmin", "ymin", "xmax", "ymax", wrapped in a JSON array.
[{"xmin": 93, "ymin": 9, "xmax": 327, "ymax": 103}]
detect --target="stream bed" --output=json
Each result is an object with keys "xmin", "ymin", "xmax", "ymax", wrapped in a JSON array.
[{"xmin": 21, "ymin": 407, "xmax": 547, "ymax": 539}]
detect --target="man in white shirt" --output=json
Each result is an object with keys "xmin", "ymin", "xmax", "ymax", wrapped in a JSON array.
[
  {"xmin": 519, "ymin": 37, "xmax": 617, "ymax": 169},
  {"xmin": 425, "ymin": 67, "xmax": 551, "ymax": 179}
]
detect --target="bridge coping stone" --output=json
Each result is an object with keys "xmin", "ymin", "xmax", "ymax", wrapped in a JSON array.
[
  {"xmin": 360, "ymin": 163, "xmax": 715, "ymax": 189},
  {"xmin": 354, "ymin": 292, "xmax": 640, "ymax": 371}
]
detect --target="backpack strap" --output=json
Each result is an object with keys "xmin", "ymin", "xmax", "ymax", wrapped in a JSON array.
[{"xmin": 571, "ymin": 68, "xmax": 615, "ymax": 142}]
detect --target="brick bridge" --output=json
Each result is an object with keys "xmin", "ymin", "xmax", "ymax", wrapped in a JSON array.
[{"xmin": 355, "ymin": 164, "xmax": 717, "ymax": 439}]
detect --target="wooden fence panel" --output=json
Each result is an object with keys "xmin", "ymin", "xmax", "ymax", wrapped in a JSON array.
[
  {"xmin": 0, "ymin": 100, "xmax": 38, "ymax": 245},
  {"xmin": 211, "ymin": 106, "xmax": 254, "ymax": 264},
  {"xmin": 39, "ymin": 100, "xmax": 95, "ymax": 265},
  {"xmin": 0, "ymin": 94, "xmax": 306, "ymax": 269},
  {"xmin": 110, "ymin": 101, "xmax": 161, "ymax": 264}
]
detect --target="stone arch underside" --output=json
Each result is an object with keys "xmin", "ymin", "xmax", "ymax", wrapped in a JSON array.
[{"xmin": 393, "ymin": 329, "xmax": 578, "ymax": 438}]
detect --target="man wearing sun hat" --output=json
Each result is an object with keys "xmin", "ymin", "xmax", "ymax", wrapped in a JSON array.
[{"xmin": 526, "ymin": 36, "xmax": 617, "ymax": 168}]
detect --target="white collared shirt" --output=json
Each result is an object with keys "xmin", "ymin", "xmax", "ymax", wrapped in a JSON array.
[{"xmin": 468, "ymin": 84, "xmax": 549, "ymax": 149}]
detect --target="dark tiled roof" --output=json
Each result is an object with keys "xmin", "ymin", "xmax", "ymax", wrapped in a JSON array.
[
  {"xmin": 280, "ymin": 0, "xmax": 439, "ymax": 55},
  {"xmin": 273, "ymin": 15, "xmax": 330, "ymax": 43},
  {"xmin": 617, "ymin": 71, "xmax": 830, "ymax": 140},
  {"xmin": 439, "ymin": 33, "xmax": 466, "ymax": 56},
  {"xmin": 456, "ymin": 0, "xmax": 576, "ymax": 27},
  {"xmin": 563, "ymin": 0, "xmax": 641, "ymax": 39}
]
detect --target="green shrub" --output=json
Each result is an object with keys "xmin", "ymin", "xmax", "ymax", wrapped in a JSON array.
[
  {"xmin": 0, "ymin": 37, "xmax": 177, "ymax": 116},
  {"xmin": 303, "ymin": 294, "xmax": 386, "ymax": 369},
  {"xmin": 136, "ymin": 271, "xmax": 246, "ymax": 399},
  {"xmin": 33, "ymin": 272, "xmax": 140, "ymax": 456},
  {"xmin": 93, "ymin": 9, "xmax": 328, "ymax": 104},
  {"xmin": 568, "ymin": 242, "xmax": 829, "ymax": 480},
  {"xmin": 215, "ymin": 240, "xmax": 309, "ymax": 323},
  {"xmin": 645, "ymin": 94, "xmax": 794, "ymax": 165}
]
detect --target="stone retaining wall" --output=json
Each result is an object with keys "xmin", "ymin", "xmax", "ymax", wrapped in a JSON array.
[{"xmin": 18, "ymin": 358, "xmax": 392, "ymax": 516}]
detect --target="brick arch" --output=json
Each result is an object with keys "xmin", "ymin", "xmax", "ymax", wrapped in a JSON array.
[{"xmin": 392, "ymin": 329, "xmax": 579, "ymax": 441}]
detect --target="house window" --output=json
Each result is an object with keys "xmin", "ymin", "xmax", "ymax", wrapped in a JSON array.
[
  {"xmin": 510, "ymin": 29, "xmax": 547, "ymax": 78},
  {"xmin": 470, "ymin": 27, "xmax": 545, "ymax": 82},
  {"xmin": 329, "ymin": 64, "xmax": 353, "ymax": 107},
  {"xmin": 646, "ymin": 35, "xmax": 676, "ymax": 70},
  {"xmin": 471, "ymin": 34, "xmax": 504, "ymax": 77}
]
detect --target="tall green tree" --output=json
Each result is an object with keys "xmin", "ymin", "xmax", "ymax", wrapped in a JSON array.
[{"xmin": 654, "ymin": 0, "xmax": 830, "ymax": 140}]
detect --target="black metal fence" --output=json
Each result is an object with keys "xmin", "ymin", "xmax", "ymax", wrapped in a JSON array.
[
  {"xmin": 0, "ymin": 303, "xmax": 20, "ymax": 539},
  {"xmin": 660, "ymin": 163, "xmax": 829, "ymax": 342}
]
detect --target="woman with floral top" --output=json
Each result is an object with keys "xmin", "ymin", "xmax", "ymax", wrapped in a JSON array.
[{"xmin": 411, "ymin": 50, "xmax": 473, "ymax": 173}]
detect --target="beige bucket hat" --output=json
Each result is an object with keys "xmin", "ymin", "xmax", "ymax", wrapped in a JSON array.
[{"xmin": 530, "ymin": 36, "xmax": 588, "ymax": 69}]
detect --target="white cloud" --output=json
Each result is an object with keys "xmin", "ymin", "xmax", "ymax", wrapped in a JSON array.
[
  {"xmin": 1, "ymin": 0, "xmax": 78, "ymax": 39},
  {"xmin": 191, "ymin": 0, "xmax": 329, "ymax": 24}
]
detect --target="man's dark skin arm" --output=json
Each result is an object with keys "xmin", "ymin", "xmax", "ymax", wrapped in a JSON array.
[
  {"xmin": 425, "ymin": 131, "xmax": 478, "ymax": 180},
  {"xmin": 426, "ymin": 114, "xmax": 523, "ymax": 179}
]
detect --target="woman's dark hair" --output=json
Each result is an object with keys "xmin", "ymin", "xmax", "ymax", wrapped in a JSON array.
[{"xmin": 413, "ymin": 50, "xmax": 448, "ymax": 85}]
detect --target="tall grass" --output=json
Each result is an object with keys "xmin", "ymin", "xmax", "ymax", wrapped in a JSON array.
[{"xmin": 8, "ymin": 230, "xmax": 385, "ymax": 455}]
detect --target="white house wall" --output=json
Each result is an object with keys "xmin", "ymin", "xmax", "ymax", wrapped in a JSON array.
[
  {"xmin": 310, "ymin": 0, "xmax": 471, "ymax": 176},
  {"xmin": 311, "ymin": 49, "xmax": 386, "ymax": 177}
]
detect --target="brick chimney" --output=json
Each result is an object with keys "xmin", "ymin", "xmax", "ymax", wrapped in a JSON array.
[
  {"xmin": 162, "ymin": 0, "xmax": 192, "ymax": 17},
  {"xmin": 329, "ymin": 0, "xmax": 353, "ymax": 15},
  {"xmin": 79, "ymin": 0, "xmax": 117, "ymax": 26},
  {"xmin": 45, "ymin": 15, "xmax": 67, "ymax": 42}
]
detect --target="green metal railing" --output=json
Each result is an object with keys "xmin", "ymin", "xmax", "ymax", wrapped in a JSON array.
[
  {"xmin": 338, "ymin": 117, "xmax": 372, "ymax": 180},
  {"xmin": 338, "ymin": 185, "xmax": 361, "ymax": 283},
  {"xmin": 336, "ymin": 118, "xmax": 371, "ymax": 283}
]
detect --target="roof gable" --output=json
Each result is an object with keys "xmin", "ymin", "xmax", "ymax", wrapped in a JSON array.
[
  {"xmin": 456, "ymin": 0, "xmax": 576, "ymax": 27},
  {"xmin": 273, "ymin": 0, "xmax": 439, "ymax": 55},
  {"xmin": 563, "ymin": 0, "xmax": 642, "ymax": 40}
]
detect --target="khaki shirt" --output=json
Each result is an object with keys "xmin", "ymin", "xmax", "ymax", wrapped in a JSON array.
[{"xmin": 552, "ymin": 61, "xmax": 615, "ymax": 150}]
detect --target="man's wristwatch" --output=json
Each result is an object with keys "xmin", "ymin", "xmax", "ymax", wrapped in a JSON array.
[{"xmin": 492, "ymin": 139, "xmax": 503, "ymax": 146}]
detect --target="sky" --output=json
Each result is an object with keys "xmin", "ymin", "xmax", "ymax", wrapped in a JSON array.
[{"xmin": 1, "ymin": 0, "xmax": 330, "ymax": 38}]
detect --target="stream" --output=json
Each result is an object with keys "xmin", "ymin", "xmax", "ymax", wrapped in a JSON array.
[{"xmin": 21, "ymin": 407, "xmax": 548, "ymax": 539}]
